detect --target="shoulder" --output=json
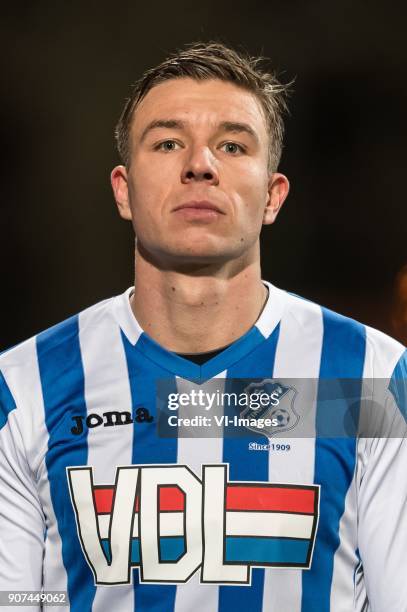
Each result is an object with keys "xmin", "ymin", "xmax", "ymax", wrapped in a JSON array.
[
  {"xmin": 0, "ymin": 293, "xmax": 119, "ymax": 417},
  {"xmin": 274, "ymin": 286, "xmax": 405, "ymax": 378},
  {"xmin": 1, "ymin": 294, "xmax": 116, "ymax": 367}
]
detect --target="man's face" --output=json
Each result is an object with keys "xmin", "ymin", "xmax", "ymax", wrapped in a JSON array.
[{"xmin": 111, "ymin": 77, "xmax": 289, "ymax": 267}]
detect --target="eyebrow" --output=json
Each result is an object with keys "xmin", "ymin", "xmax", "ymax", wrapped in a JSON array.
[
  {"xmin": 218, "ymin": 121, "xmax": 259, "ymax": 143},
  {"xmin": 140, "ymin": 119, "xmax": 186, "ymax": 143},
  {"xmin": 139, "ymin": 119, "xmax": 259, "ymax": 144}
]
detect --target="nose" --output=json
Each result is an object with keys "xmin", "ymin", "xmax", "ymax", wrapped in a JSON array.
[{"xmin": 181, "ymin": 146, "xmax": 219, "ymax": 185}]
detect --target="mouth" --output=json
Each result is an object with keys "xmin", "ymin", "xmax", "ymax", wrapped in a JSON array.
[{"xmin": 173, "ymin": 200, "xmax": 225, "ymax": 214}]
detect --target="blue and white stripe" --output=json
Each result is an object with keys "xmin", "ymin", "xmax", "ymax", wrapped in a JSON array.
[{"xmin": 0, "ymin": 282, "xmax": 406, "ymax": 612}]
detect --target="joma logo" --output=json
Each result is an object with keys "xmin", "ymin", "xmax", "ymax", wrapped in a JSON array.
[{"xmin": 71, "ymin": 409, "xmax": 153, "ymax": 435}]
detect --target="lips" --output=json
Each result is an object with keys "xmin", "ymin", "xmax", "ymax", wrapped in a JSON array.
[{"xmin": 173, "ymin": 201, "xmax": 224, "ymax": 214}]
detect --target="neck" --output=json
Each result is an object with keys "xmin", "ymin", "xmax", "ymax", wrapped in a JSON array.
[{"xmin": 129, "ymin": 244, "xmax": 268, "ymax": 353}]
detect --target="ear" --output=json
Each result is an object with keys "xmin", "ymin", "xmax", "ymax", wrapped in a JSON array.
[
  {"xmin": 111, "ymin": 165, "xmax": 132, "ymax": 220},
  {"xmin": 263, "ymin": 172, "xmax": 290, "ymax": 225}
]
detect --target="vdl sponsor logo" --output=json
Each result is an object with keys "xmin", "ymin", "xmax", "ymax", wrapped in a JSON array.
[
  {"xmin": 67, "ymin": 463, "xmax": 320, "ymax": 586},
  {"xmin": 70, "ymin": 408, "xmax": 153, "ymax": 435}
]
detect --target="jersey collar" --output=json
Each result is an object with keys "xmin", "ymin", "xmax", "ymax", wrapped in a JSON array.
[{"xmin": 112, "ymin": 280, "xmax": 286, "ymax": 379}]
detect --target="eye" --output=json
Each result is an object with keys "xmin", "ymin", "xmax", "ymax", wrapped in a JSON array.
[
  {"xmin": 155, "ymin": 140, "xmax": 181, "ymax": 152},
  {"xmin": 220, "ymin": 142, "xmax": 245, "ymax": 155}
]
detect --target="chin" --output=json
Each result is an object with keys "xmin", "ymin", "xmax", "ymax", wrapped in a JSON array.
[
  {"xmin": 171, "ymin": 249, "xmax": 226, "ymax": 263},
  {"xmin": 138, "ymin": 237, "xmax": 244, "ymax": 268}
]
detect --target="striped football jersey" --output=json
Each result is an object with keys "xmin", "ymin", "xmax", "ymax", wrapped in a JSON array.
[{"xmin": 0, "ymin": 281, "xmax": 406, "ymax": 611}]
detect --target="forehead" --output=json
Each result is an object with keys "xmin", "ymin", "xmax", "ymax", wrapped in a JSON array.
[{"xmin": 131, "ymin": 78, "xmax": 268, "ymax": 140}]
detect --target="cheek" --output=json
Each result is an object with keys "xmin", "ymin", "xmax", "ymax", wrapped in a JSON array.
[
  {"xmin": 231, "ymin": 166, "xmax": 269, "ymax": 216},
  {"xmin": 131, "ymin": 155, "xmax": 176, "ymax": 201},
  {"xmin": 127, "ymin": 170, "xmax": 171, "ymax": 231}
]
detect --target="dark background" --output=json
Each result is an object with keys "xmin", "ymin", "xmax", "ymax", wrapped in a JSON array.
[{"xmin": 1, "ymin": 1, "xmax": 406, "ymax": 351}]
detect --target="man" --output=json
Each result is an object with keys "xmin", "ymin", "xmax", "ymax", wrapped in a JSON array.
[{"xmin": 0, "ymin": 42, "xmax": 406, "ymax": 612}]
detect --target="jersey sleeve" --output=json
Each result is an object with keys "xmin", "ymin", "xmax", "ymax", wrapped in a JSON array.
[
  {"xmin": 357, "ymin": 351, "xmax": 407, "ymax": 610},
  {"xmin": 0, "ymin": 370, "xmax": 45, "ymax": 597}
]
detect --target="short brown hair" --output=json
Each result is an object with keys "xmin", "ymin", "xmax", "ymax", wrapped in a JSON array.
[{"xmin": 115, "ymin": 41, "xmax": 292, "ymax": 172}]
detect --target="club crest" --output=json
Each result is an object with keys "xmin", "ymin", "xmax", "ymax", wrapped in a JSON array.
[{"xmin": 240, "ymin": 380, "xmax": 299, "ymax": 438}]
